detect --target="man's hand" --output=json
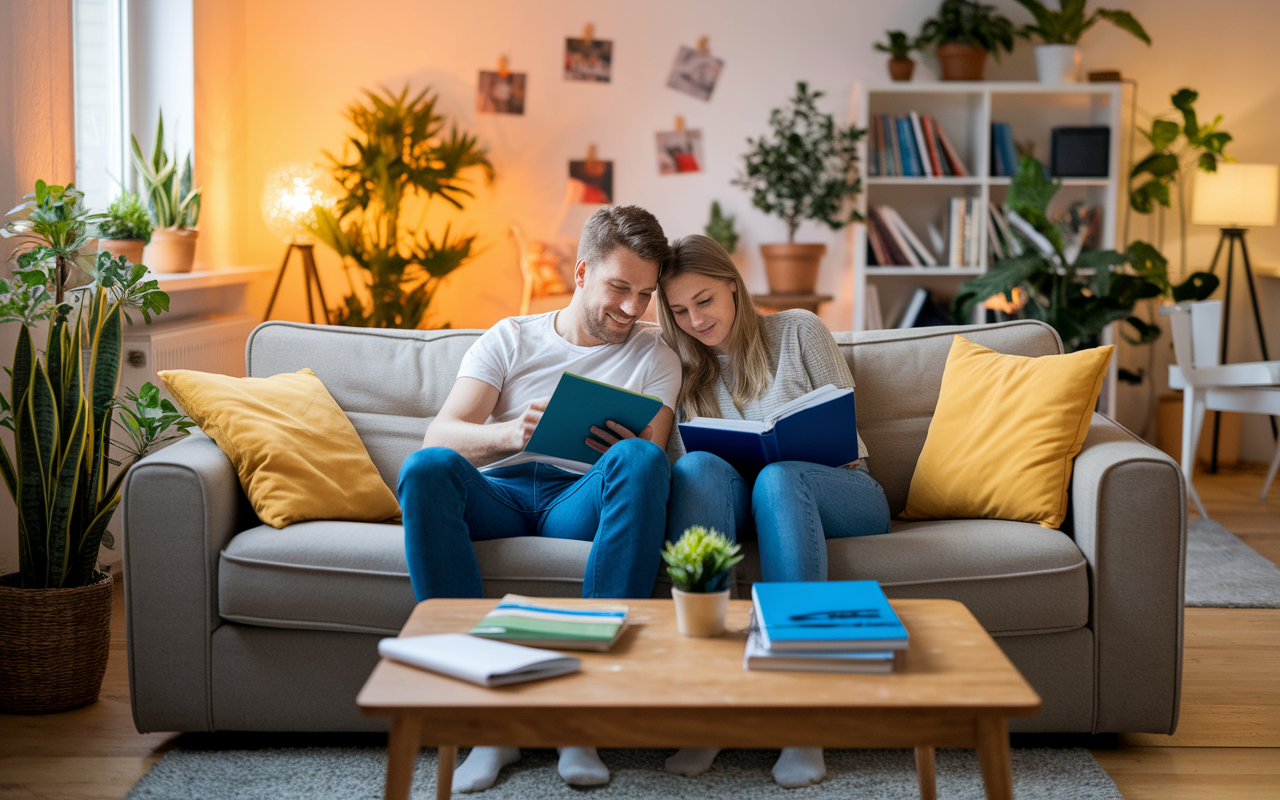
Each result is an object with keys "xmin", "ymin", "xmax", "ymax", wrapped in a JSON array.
[
  {"xmin": 585, "ymin": 419, "xmax": 653, "ymax": 455},
  {"xmin": 509, "ymin": 399, "xmax": 549, "ymax": 452}
]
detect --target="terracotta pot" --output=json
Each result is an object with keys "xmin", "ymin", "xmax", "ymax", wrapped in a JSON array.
[
  {"xmin": 1034, "ymin": 44, "xmax": 1081, "ymax": 83},
  {"xmin": 760, "ymin": 243, "xmax": 826, "ymax": 294},
  {"xmin": 0, "ymin": 572, "xmax": 113, "ymax": 714},
  {"xmin": 888, "ymin": 58, "xmax": 915, "ymax": 82},
  {"xmin": 672, "ymin": 588, "xmax": 730, "ymax": 637},
  {"xmin": 142, "ymin": 227, "xmax": 198, "ymax": 273},
  {"xmin": 936, "ymin": 43, "xmax": 988, "ymax": 81},
  {"xmin": 97, "ymin": 238, "xmax": 146, "ymax": 265}
]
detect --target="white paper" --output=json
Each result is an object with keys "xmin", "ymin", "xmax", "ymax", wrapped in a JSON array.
[{"xmin": 378, "ymin": 633, "xmax": 581, "ymax": 687}]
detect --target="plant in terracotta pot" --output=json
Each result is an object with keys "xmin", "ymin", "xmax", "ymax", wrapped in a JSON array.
[
  {"xmin": 663, "ymin": 525, "xmax": 743, "ymax": 637},
  {"xmin": 95, "ymin": 191, "xmax": 153, "ymax": 266},
  {"xmin": 874, "ymin": 30, "xmax": 920, "ymax": 82},
  {"xmin": 1014, "ymin": 0, "xmax": 1150, "ymax": 83},
  {"xmin": 732, "ymin": 82, "xmax": 866, "ymax": 295},
  {"xmin": 0, "ymin": 180, "xmax": 188, "ymax": 714},
  {"xmin": 131, "ymin": 110, "xmax": 202, "ymax": 274},
  {"xmin": 918, "ymin": 0, "xmax": 1016, "ymax": 81}
]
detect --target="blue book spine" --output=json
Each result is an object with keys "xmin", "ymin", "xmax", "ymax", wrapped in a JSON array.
[
  {"xmin": 883, "ymin": 116, "xmax": 899, "ymax": 176},
  {"xmin": 896, "ymin": 117, "xmax": 918, "ymax": 177},
  {"xmin": 1001, "ymin": 124, "xmax": 1019, "ymax": 176},
  {"xmin": 990, "ymin": 124, "xmax": 1005, "ymax": 176}
]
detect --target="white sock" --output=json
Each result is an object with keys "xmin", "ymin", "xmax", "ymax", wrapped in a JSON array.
[
  {"xmin": 665, "ymin": 747, "xmax": 721, "ymax": 776},
  {"xmin": 772, "ymin": 747, "xmax": 826, "ymax": 788},
  {"xmin": 452, "ymin": 746, "xmax": 520, "ymax": 793},
  {"xmin": 556, "ymin": 746, "xmax": 610, "ymax": 786}
]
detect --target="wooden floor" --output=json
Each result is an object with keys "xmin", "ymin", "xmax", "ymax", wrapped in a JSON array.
[{"xmin": 1, "ymin": 465, "xmax": 1278, "ymax": 799}]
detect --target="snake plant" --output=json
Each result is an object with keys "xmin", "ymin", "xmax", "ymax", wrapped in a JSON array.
[
  {"xmin": 131, "ymin": 110, "xmax": 201, "ymax": 229},
  {"xmin": 662, "ymin": 525, "xmax": 744, "ymax": 594}
]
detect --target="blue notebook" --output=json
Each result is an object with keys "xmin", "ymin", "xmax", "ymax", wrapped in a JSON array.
[
  {"xmin": 752, "ymin": 580, "xmax": 908, "ymax": 652},
  {"xmin": 677, "ymin": 384, "xmax": 858, "ymax": 475}
]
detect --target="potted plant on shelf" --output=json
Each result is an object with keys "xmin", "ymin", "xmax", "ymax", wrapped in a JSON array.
[
  {"xmin": 1013, "ymin": 1, "xmax": 1150, "ymax": 83},
  {"xmin": 131, "ymin": 110, "xmax": 202, "ymax": 273},
  {"xmin": 663, "ymin": 526, "xmax": 743, "ymax": 638},
  {"xmin": 95, "ymin": 191, "xmax": 153, "ymax": 265},
  {"xmin": 704, "ymin": 201, "xmax": 739, "ymax": 255},
  {"xmin": 918, "ymin": 0, "xmax": 1016, "ymax": 81},
  {"xmin": 0, "ymin": 181, "xmax": 190, "ymax": 714},
  {"xmin": 874, "ymin": 30, "xmax": 920, "ymax": 82},
  {"xmin": 733, "ymin": 82, "xmax": 865, "ymax": 295}
]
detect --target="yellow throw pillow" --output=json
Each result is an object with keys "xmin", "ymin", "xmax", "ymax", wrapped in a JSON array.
[
  {"xmin": 901, "ymin": 335, "xmax": 1113, "ymax": 529},
  {"xmin": 158, "ymin": 368, "xmax": 400, "ymax": 529}
]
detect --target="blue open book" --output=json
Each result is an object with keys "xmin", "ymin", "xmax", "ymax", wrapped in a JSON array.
[
  {"xmin": 752, "ymin": 580, "xmax": 908, "ymax": 652},
  {"xmin": 677, "ymin": 384, "xmax": 858, "ymax": 474}
]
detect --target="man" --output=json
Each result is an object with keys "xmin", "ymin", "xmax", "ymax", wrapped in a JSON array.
[{"xmin": 398, "ymin": 205, "xmax": 680, "ymax": 791}]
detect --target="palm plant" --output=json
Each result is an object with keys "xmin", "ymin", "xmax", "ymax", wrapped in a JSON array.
[
  {"xmin": 131, "ymin": 111, "xmax": 201, "ymax": 229},
  {"xmin": 310, "ymin": 84, "xmax": 493, "ymax": 329},
  {"xmin": 1013, "ymin": 0, "xmax": 1150, "ymax": 46},
  {"xmin": 662, "ymin": 526, "xmax": 744, "ymax": 594}
]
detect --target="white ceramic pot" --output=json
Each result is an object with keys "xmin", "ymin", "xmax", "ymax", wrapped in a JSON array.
[
  {"xmin": 97, "ymin": 238, "xmax": 146, "ymax": 266},
  {"xmin": 672, "ymin": 588, "xmax": 730, "ymax": 637},
  {"xmin": 1035, "ymin": 45, "xmax": 1081, "ymax": 83},
  {"xmin": 142, "ymin": 228, "xmax": 198, "ymax": 273}
]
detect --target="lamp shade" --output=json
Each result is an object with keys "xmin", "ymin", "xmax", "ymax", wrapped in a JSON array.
[
  {"xmin": 259, "ymin": 162, "xmax": 341, "ymax": 245},
  {"xmin": 1191, "ymin": 162, "xmax": 1279, "ymax": 228}
]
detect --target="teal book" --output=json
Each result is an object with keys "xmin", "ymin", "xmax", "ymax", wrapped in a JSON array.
[
  {"xmin": 468, "ymin": 594, "xmax": 629, "ymax": 651},
  {"xmin": 752, "ymin": 580, "xmax": 908, "ymax": 652}
]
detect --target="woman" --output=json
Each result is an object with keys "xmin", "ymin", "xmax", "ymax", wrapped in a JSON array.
[{"xmin": 657, "ymin": 235, "xmax": 891, "ymax": 788}]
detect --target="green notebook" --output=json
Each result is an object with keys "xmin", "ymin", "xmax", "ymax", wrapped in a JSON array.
[
  {"xmin": 522, "ymin": 372, "xmax": 663, "ymax": 468},
  {"xmin": 469, "ymin": 594, "xmax": 629, "ymax": 652}
]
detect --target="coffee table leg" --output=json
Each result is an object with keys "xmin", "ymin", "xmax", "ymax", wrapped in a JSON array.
[
  {"xmin": 437, "ymin": 746, "xmax": 457, "ymax": 800},
  {"xmin": 914, "ymin": 746, "xmax": 936, "ymax": 800},
  {"xmin": 975, "ymin": 717, "xmax": 1013, "ymax": 800},
  {"xmin": 385, "ymin": 715, "xmax": 422, "ymax": 800}
]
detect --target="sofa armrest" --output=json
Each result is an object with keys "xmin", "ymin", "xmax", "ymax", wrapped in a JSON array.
[
  {"xmin": 122, "ymin": 433, "xmax": 252, "ymax": 732},
  {"xmin": 1068, "ymin": 413, "xmax": 1186, "ymax": 734}
]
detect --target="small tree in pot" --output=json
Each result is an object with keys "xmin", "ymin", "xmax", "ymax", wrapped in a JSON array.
[
  {"xmin": 918, "ymin": 0, "xmax": 1016, "ymax": 81},
  {"xmin": 733, "ymin": 82, "xmax": 865, "ymax": 295},
  {"xmin": 663, "ymin": 526, "xmax": 743, "ymax": 637}
]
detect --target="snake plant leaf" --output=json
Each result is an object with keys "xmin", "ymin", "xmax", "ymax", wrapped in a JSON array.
[
  {"xmin": 12, "ymin": 324, "xmax": 33, "ymax": 415},
  {"xmin": 22, "ymin": 361, "xmax": 58, "ymax": 585},
  {"xmin": 76, "ymin": 496, "xmax": 120, "ymax": 585},
  {"xmin": 48, "ymin": 400, "xmax": 87, "ymax": 586}
]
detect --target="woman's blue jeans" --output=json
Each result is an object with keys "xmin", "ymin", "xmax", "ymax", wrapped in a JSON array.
[
  {"xmin": 666, "ymin": 451, "xmax": 892, "ymax": 582},
  {"xmin": 399, "ymin": 439, "xmax": 670, "ymax": 601}
]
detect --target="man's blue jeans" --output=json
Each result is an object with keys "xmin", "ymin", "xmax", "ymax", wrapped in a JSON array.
[
  {"xmin": 666, "ymin": 451, "xmax": 892, "ymax": 582},
  {"xmin": 399, "ymin": 438, "xmax": 670, "ymax": 601}
]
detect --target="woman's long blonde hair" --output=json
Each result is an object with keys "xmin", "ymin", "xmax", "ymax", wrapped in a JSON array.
[{"xmin": 657, "ymin": 235, "xmax": 772, "ymax": 420}]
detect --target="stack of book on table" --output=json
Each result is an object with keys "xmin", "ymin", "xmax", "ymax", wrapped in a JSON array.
[
  {"xmin": 746, "ymin": 581, "xmax": 907, "ymax": 674},
  {"xmin": 467, "ymin": 593, "xmax": 629, "ymax": 651}
]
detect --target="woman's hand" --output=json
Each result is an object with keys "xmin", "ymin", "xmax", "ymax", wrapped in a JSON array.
[{"xmin": 585, "ymin": 419, "xmax": 654, "ymax": 454}]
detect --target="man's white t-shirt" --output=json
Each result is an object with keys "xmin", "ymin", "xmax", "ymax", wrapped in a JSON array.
[{"xmin": 458, "ymin": 311, "xmax": 682, "ymax": 424}]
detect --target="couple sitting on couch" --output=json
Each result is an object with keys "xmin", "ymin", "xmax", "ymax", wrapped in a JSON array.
[{"xmin": 398, "ymin": 205, "xmax": 892, "ymax": 791}]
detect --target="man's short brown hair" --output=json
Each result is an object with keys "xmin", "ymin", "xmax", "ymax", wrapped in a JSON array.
[{"xmin": 577, "ymin": 205, "xmax": 671, "ymax": 271}]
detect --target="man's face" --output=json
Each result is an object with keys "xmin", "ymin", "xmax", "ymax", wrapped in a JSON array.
[{"xmin": 574, "ymin": 246, "xmax": 660, "ymax": 344}]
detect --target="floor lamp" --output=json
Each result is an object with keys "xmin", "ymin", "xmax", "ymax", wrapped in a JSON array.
[
  {"xmin": 1191, "ymin": 162, "xmax": 1280, "ymax": 470},
  {"xmin": 259, "ymin": 162, "xmax": 341, "ymax": 324}
]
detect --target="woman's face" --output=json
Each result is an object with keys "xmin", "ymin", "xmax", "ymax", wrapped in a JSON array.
[{"xmin": 663, "ymin": 272, "xmax": 738, "ymax": 353}]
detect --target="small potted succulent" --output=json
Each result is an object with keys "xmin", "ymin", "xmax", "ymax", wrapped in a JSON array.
[
  {"xmin": 874, "ymin": 30, "xmax": 920, "ymax": 82},
  {"xmin": 918, "ymin": 0, "xmax": 1016, "ymax": 81},
  {"xmin": 1013, "ymin": 1, "xmax": 1150, "ymax": 84},
  {"xmin": 663, "ymin": 526, "xmax": 743, "ymax": 637},
  {"xmin": 95, "ymin": 191, "xmax": 153, "ymax": 265}
]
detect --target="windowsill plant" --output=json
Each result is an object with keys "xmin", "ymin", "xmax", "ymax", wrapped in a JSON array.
[
  {"xmin": 95, "ymin": 190, "xmax": 154, "ymax": 266},
  {"xmin": 131, "ymin": 110, "xmax": 202, "ymax": 273},
  {"xmin": 663, "ymin": 525, "xmax": 744, "ymax": 637}
]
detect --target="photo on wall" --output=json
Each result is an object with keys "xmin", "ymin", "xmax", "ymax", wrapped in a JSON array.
[
  {"xmin": 567, "ymin": 159, "xmax": 613, "ymax": 204},
  {"xmin": 666, "ymin": 46, "xmax": 724, "ymax": 101},
  {"xmin": 476, "ymin": 71, "xmax": 526, "ymax": 114},
  {"xmin": 565, "ymin": 38, "xmax": 612, "ymax": 82},
  {"xmin": 656, "ymin": 129, "xmax": 704, "ymax": 175}
]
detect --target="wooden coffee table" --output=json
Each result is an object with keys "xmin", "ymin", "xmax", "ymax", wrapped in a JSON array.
[{"xmin": 357, "ymin": 598, "xmax": 1039, "ymax": 800}]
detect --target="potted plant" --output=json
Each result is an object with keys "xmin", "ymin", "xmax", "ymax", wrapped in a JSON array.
[
  {"xmin": 0, "ymin": 181, "xmax": 189, "ymax": 714},
  {"xmin": 874, "ymin": 30, "xmax": 920, "ymax": 82},
  {"xmin": 132, "ymin": 110, "xmax": 202, "ymax": 273},
  {"xmin": 95, "ymin": 191, "xmax": 153, "ymax": 265},
  {"xmin": 704, "ymin": 200, "xmax": 739, "ymax": 254},
  {"xmin": 918, "ymin": 0, "xmax": 1016, "ymax": 81},
  {"xmin": 662, "ymin": 526, "xmax": 743, "ymax": 637},
  {"xmin": 1014, "ymin": 1, "xmax": 1150, "ymax": 83},
  {"xmin": 732, "ymin": 82, "xmax": 865, "ymax": 295}
]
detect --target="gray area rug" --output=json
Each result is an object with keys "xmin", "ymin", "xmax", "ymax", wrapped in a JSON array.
[
  {"xmin": 127, "ymin": 745, "xmax": 1122, "ymax": 799},
  {"xmin": 1186, "ymin": 518, "xmax": 1280, "ymax": 608}
]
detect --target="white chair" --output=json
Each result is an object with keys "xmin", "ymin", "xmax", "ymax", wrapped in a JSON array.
[{"xmin": 1162, "ymin": 300, "xmax": 1280, "ymax": 518}]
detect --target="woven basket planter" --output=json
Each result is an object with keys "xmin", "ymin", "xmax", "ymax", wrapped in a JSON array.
[{"xmin": 0, "ymin": 572, "xmax": 113, "ymax": 714}]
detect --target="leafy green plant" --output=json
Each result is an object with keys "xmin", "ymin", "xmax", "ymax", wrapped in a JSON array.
[
  {"xmin": 131, "ymin": 110, "xmax": 201, "ymax": 229},
  {"xmin": 310, "ymin": 85, "xmax": 493, "ymax": 329},
  {"xmin": 662, "ymin": 525, "xmax": 744, "ymax": 594},
  {"xmin": 1012, "ymin": 0, "xmax": 1150, "ymax": 45},
  {"xmin": 0, "ymin": 182, "xmax": 182, "ymax": 589},
  {"xmin": 874, "ymin": 30, "xmax": 919, "ymax": 60},
  {"xmin": 732, "ymin": 82, "xmax": 866, "ymax": 243},
  {"xmin": 113, "ymin": 382, "xmax": 194, "ymax": 465},
  {"xmin": 96, "ymin": 192, "xmax": 154, "ymax": 242},
  {"xmin": 704, "ymin": 201, "xmax": 739, "ymax": 254},
  {"xmin": 919, "ymin": 0, "xmax": 1016, "ymax": 61}
]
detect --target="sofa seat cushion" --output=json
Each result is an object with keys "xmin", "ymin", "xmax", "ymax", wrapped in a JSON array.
[{"xmin": 733, "ymin": 519, "xmax": 1088, "ymax": 636}]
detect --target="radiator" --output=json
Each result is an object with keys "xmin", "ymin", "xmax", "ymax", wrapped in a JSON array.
[{"xmin": 119, "ymin": 314, "xmax": 257, "ymax": 397}]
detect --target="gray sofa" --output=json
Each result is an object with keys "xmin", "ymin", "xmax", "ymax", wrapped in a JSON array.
[{"xmin": 122, "ymin": 319, "xmax": 1186, "ymax": 735}]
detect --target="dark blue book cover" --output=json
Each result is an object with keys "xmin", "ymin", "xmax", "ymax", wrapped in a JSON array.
[
  {"xmin": 896, "ymin": 117, "xmax": 920, "ymax": 177},
  {"xmin": 752, "ymin": 580, "xmax": 907, "ymax": 651}
]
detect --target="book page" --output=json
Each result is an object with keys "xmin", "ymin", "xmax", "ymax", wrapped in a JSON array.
[
  {"xmin": 766, "ymin": 384, "xmax": 844, "ymax": 426},
  {"xmin": 681, "ymin": 416, "xmax": 770, "ymax": 434}
]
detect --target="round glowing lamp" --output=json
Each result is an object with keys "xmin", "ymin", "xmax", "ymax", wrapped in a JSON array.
[{"xmin": 259, "ymin": 162, "xmax": 341, "ymax": 323}]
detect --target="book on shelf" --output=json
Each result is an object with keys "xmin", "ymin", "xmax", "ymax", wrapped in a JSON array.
[
  {"xmin": 743, "ymin": 628, "xmax": 895, "ymax": 674},
  {"xmin": 991, "ymin": 122, "xmax": 1019, "ymax": 177},
  {"xmin": 677, "ymin": 384, "xmax": 858, "ymax": 474},
  {"xmin": 894, "ymin": 287, "xmax": 953, "ymax": 328},
  {"xmin": 947, "ymin": 197, "xmax": 984, "ymax": 268},
  {"xmin": 879, "ymin": 206, "xmax": 938, "ymax": 266},
  {"xmin": 869, "ymin": 114, "xmax": 969, "ymax": 178},
  {"xmin": 377, "ymin": 633, "xmax": 581, "ymax": 687},
  {"xmin": 896, "ymin": 117, "xmax": 921, "ymax": 176},
  {"xmin": 467, "ymin": 594, "xmax": 628, "ymax": 651},
  {"xmin": 751, "ymin": 581, "xmax": 908, "ymax": 652},
  {"xmin": 866, "ymin": 206, "xmax": 941, "ymax": 267}
]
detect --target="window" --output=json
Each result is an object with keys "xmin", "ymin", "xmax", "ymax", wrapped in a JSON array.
[{"xmin": 73, "ymin": 0, "xmax": 129, "ymax": 210}]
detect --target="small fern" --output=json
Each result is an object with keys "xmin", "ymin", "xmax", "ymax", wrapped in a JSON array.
[{"xmin": 662, "ymin": 525, "xmax": 743, "ymax": 593}]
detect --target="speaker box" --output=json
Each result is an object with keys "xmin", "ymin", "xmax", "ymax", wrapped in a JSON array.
[{"xmin": 1050, "ymin": 127, "xmax": 1110, "ymax": 178}]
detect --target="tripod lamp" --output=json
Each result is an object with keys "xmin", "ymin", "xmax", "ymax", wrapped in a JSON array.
[
  {"xmin": 260, "ymin": 162, "xmax": 341, "ymax": 324},
  {"xmin": 1191, "ymin": 162, "xmax": 1279, "ymax": 468}
]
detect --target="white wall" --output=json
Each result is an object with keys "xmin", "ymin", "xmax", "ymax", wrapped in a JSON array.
[{"xmin": 128, "ymin": 0, "xmax": 194, "ymax": 192}]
